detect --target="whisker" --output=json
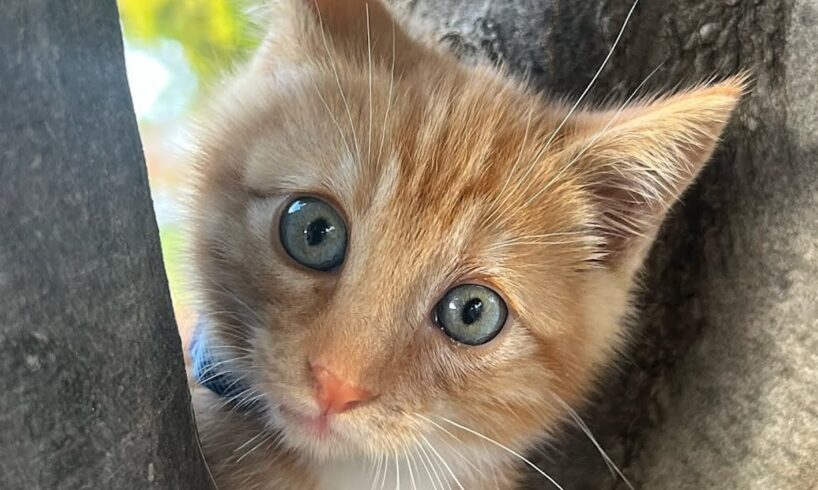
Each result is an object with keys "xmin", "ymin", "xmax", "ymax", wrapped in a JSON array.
[
  {"xmin": 501, "ymin": 106, "xmax": 535, "ymax": 194},
  {"xmin": 229, "ymin": 391, "xmax": 267, "ymax": 412},
  {"xmin": 553, "ymin": 396, "xmax": 634, "ymax": 490},
  {"xmin": 366, "ymin": 4, "xmax": 373, "ymax": 165},
  {"xmin": 441, "ymin": 438, "xmax": 488, "ymax": 485},
  {"xmin": 539, "ymin": 0, "xmax": 640, "ymax": 157},
  {"xmin": 314, "ymin": 3, "xmax": 362, "ymax": 163},
  {"xmin": 505, "ymin": 0, "xmax": 640, "ymax": 210},
  {"xmin": 485, "ymin": 106, "xmax": 535, "ymax": 227},
  {"xmin": 188, "ymin": 402, "xmax": 219, "ymax": 490},
  {"xmin": 206, "ymin": 279, "xmax": 268, "ymax": 327},
  {"xmin": 487, "ymin": 239, "xmax": 593, "ymax": 250},
  {"xmin": 311, "ymin": 79, "xmax": 355, "ymax": 162},
  {"xmin": 416, "ymin": 418, "xmax": 487, "ymax": 482},
  {"xmin": 425, "ymin": 443, "xmax": 452, "ymax": 490},
  {"xmin": 218, "ymin": 386, "xmax": 259, "ymax": 412},
  {"xmin": 394, "ymin": 451, "xmax": 401, "ymax": 490},
  {"xmin": 376, "ymin": 20, "xmax": 397, "ymax": 169},
  {"xmin": 232, "ymin": 431, "xmax": 266, "ymax": 456},
  {"xmin": 195, "ymin": 356, "xmax": 252, "ymax": 385},
  {"xmin": 428, "ymin": 415, "xmax": 564, "ymax": 490},
  {"xmin": 380, "ymin": 449, "xmax": 390, "ymax": 490},
  {"xmin": 524, "ymin": 60, "xmax": 664, "ymax": 210},
  {"xmin": 371, "ymin": 453, "xmax": 384, "ymax": 490},
  {"xmin": 406, "ymin": 451, "xmax": 418, "ymax": 490},
  {"xmin": 416, "ymin": 438, "xmax": 444, "ymax": 490},
  {"xmin": 419, "ymin": 434, "xmax": 464, "ymax": 490},
  {"xmin": 234, "ymin": 431, "xmax": 276, "ymax": 463}
]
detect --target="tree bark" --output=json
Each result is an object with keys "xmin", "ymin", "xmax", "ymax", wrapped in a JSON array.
[
  {"xmin": 0, "ymin": 1, "xmax": 213, "ymax": 488},
  {"xmin": 394, "ymin": 1, "xmax": 818, "ymax": 488}
]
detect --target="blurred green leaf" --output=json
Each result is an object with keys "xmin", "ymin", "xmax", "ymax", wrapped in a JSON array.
[
  {"xmin": 118, "ymin": 0, "xmax": 260, "ymax": 81},
  {"xmin": 158, "ymin": 224, "xmax": 189, "ymax": 306}
]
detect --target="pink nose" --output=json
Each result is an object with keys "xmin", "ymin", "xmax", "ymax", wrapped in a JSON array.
[{"xmin": 311, "ymin": 364, "xmax": 372, "ymax": 415}]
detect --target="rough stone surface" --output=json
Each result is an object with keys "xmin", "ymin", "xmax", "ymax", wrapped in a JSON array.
[
  {"xmin": 394, "ymin": 0, "xmax": 817, "ymax": 488},
  {"xmin": 0, "ymin": 1, "xmax": 213, "ymax": 488}
]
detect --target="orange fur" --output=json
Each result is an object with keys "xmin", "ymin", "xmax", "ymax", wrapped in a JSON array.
[{"xmin": 187, "ymin": 1, "xmax": 745, "ymax": 488}]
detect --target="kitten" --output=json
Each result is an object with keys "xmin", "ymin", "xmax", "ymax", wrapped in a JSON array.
[{"xmin": 186, "ymin": 0, "xmax": 745, "ymax": 488}]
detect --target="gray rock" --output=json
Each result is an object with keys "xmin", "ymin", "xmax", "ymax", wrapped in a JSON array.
[{"xmin": 0, "ymin": 1, "xmax": 213, "ymax": 488}]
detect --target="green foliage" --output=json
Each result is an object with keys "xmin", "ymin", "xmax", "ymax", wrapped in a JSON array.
[
  {"xmin": 158, "ymin": 224, "xmax": 189, "ymax": 306},
  {"xmin": 118, "ymin": 0, "xmax": 261, "ymax": 81}
]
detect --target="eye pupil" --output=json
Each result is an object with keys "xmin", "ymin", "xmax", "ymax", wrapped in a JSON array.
[
  {"xmin": 461, "ymin": 298, "xmax": 483, "ymax": 325},
  {"xmin": 305, "ymin": 218, "xmax": 331, "ymax": 246}
]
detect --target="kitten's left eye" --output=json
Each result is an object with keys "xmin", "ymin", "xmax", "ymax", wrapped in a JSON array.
[
  {"xmin": 434, "ymin": 284, "xmax": 508, "ymax": 346},
  {"xmin": 279, "ymin": 197, "xmax": 347, "ymax": 271}
]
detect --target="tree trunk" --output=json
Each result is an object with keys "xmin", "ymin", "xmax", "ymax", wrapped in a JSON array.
[
  {"xmin": 394, "ymin": 1, "xmax": 818, "ymax": 488},
  {"xmin": 0, "ymin": 1, "xmax": 213, "ymax": 488}
]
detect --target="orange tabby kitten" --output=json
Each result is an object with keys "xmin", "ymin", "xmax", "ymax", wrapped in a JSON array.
[{"xmin": 187, "ymin": 0, "xmax": 744, "ymax": 488}]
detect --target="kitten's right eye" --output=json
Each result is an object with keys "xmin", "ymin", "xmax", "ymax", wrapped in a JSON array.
[
  {"xmin": 434, "ymin": 284, "xmax": 508, "ymax": 346},
  {"xmin": 279, "ymin": 197, "xmax": 347, "ymax": 272}
]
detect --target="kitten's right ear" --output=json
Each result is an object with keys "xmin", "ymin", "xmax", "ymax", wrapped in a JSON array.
[
  {"xmin": 251, "ymin": 0, "xmax": 425, "ymax": 75},
  {"xmin": 568, "ymin": 76, "xmax": 747, "ymax": 267}
]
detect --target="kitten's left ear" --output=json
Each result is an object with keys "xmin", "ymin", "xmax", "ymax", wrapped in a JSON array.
[
  {"xmin": 253, "ymin": 0, "xmax": 426, "ymax": 74},
  {"xmin": 303, "ymin": 0, "xmax": 423, "ymax": 68},
  {"xmin": 570, "ymin": 75, "xmax": 748, "ymax": 266}
]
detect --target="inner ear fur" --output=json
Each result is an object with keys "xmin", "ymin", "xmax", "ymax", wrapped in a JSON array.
[{"xmin": 569, "ymin": 75, "xmax": 748, "ymax": 262}]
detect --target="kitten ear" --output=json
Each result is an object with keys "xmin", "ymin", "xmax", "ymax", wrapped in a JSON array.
[
  {"xmin": 303, "ymin": 0, "xmax": 424, "ymax": 69},
  {"xmin": 571, "ymin": 76, "xmax": 747, "ymax": 266},
  {"xmin": 252, "ymin": 0, "xmax": 424, "ymax": 74}
]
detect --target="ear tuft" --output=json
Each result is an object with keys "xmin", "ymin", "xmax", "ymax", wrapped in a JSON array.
[{"xmin": 572, "ymin": 74, "xmax": 748, "ymax": 264}]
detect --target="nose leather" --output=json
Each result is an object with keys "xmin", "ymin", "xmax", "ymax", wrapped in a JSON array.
[{"xmin": 311, "ymin": 364, "xmax": 371, "ymax": 415}]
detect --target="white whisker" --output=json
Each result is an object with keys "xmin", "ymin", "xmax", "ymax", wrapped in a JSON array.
[
  {"xmin": 206, "ymin": 279, "xmax": 268, "ymax": 327},
  {"xmin": 419, "ymin": 434, "xmax": 464, "ymax": 490},
  {"xmin": 235, "ymin": 431, "xmax": 276, "ymax": 464},
  {"xmin": 314, "ymin": 4, "xmax": 362, "ymax": 162},
  {"xmin": 312, "ymin": 79, "xmax": 355, "ymax": 162},
  {"xmin": 485, "ymin": 106, "xmax": 535, "ymax": 226},
  {"xmin": 366, "ymin": 4, "xmax": 373, "ymax": 164},
  {"xmin": 428, "ymin": 414, "xmax": 563, "ymax": 490},
  {"xmin": 371, "ymin": 453, "xmax": 384, "ymax": 490},
  {"xmin": 189, "ymin": 402, "xmax": 219, "ymax": 490},
  {"xmin": 380, "ymin": 449, "xmax": 390, "ymax": 490},
  {"xmin": 524, "ymin": 60, "xmax": 664, "ymax": 210},
  {"xmin": 539, "ymin": 0, "xmax": 639, "ymax": 156},
  {"xmin": 395, "ymin": 451, "xmax": 402, "ymax": 490},
  {"xmin": 414, "ymin": 416, "xmax": 487, "ymax": 481},
  {"xmin": 553, "ymin": 396, "xmax": 634, "ymax": 490},
  {"xmin": 232, "ymin": 431, "xmax": 265, "ymax": 456},
  {"xmin": 376, "ymin": 20, "xmax": 397, "ymax": 169},
  {"xmin": 406, "ymin": 451, "xmax": 418, "ymax": 490},
  {"xmin": 507, "ymin": 0, "xmax": 640, "ymax": 206},
  {"xmin": 417, "ymin": 437, "xmax": 445, "ymax": 490}
]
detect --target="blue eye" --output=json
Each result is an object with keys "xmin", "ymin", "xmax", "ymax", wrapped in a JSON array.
[
  {"xmin": 279, "ymin": 197, "xmax": 347, "ymax": 271},
  {"xmin": 434, "ymin": 284, "xmax": 508, "ymax": 345}
]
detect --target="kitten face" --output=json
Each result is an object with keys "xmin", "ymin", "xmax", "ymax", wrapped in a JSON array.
[{"xmin": 190, "ymin": 0, "xmax": 743, "ymax": 466}]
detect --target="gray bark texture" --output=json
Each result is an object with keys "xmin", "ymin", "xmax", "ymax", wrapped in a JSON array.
[
  {"xmin": 0, "ymin": 1, "xmax": 213, "ymax": 488},
  {"xmin": 393, "ymin": 0, "xmax": 818, "ymax": 489}
]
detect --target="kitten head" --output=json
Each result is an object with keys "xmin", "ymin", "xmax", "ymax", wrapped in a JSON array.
[{"xmin": 189, "ymin": 0, "xmax": 744, "ymax": 465}]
